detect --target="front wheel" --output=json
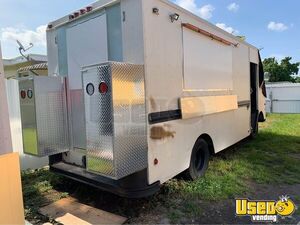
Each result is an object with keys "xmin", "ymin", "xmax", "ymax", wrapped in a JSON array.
[
  {"xmin": 184, "ymin": 138, "xmax": 210, "ymax": 180},
  {"xmin": 250, "ymin": 111, "xmax": 259, "ymax": 139},
  {"xmin": 258, "ymin": 111, "xmax": 266, "ymax": 122}
]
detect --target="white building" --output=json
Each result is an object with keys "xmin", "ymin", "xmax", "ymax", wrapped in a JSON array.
[
  {"xmin": 3, "ymin": 54, "xmax": 47, "ymax": 78},
  {"xmin": 4, "ymin": 55, "xmax": 48, "ymax": 170},
  {"xmin": 266, "ymin": 82, "xmax": 300, "ymax": 113}
]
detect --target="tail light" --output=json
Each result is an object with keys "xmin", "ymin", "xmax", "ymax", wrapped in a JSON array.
[
  {"xmin": 99, "ymin": 82, "xmax": 108, "ymax": 94},
  {"xmin": 20, "ymin": 90, "xmax": 26, "ymax": 99},
  {"xmin": 86, "ymin": 83, "xmax": 95, "ymax": 96}
]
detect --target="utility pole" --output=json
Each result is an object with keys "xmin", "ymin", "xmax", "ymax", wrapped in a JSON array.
[{"xmin": 0, "ymin": 43, "xmax": 25, "ymax": 225}]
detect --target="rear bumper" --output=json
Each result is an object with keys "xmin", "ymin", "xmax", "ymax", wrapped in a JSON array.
[{"xmin": 50, "ymin": 162, "xmax": 160, "ymax": 198}]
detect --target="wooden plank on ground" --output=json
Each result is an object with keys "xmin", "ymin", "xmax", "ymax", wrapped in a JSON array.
[
  {"xmin": 39, "ymin": 197, "xmax": 127, "ymax": 225},
  {"xmin": 0, "ymin": 153, "xmax": 25, "ymax": 225}
]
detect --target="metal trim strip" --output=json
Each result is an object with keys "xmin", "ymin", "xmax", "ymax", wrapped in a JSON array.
[
  {"xmin": 182, "ymin": 23, "xmax": 239, "ymax": 47},
  {"xmin": 148, "ymin": 110, "xmax": 182, "ymax": 124},
  {"xmin": 238, "ymin": 100, "xmax": 251, "ymax": 108}
]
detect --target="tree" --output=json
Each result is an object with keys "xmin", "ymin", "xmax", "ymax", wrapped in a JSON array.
[{"xmin": 263, "ymin": 57, "xmax": 299, "ymax": 82}]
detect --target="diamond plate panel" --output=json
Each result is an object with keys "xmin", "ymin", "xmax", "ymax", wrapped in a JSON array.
[
  {"xmin": 19, "ymin": 79, "xmax": 39, "ymax": 155},
  {"xmin": 83, "ymin": 65, "xmax": 114, "ymax": 177},
  {"xmin": 83, "ymin": 62, "xmax": 147, "ymax": 179},
  {"xmin": 111, "ymin": 63, "xmax": 147, "ymax": 179},
  {"xmin": 19, "ymin": 76, "xmax": 69, "ymax": 157}
]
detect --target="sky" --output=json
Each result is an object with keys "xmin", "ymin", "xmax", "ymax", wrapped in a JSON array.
[{"xmin": 0, "ymin": 0, "xmax": 299, "ymax": 65}]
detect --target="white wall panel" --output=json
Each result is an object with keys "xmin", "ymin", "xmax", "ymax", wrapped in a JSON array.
[
  {"xmin": 67, "ymin": 14, "xmax": 108, "ymax": 89},
  {"xmin": 266, "ymin": 84, "xmax": 300, "ymax": 113},
  {"xmin": 143, "ymin": 0, "xmax": 252, "ymax": 185},
  {"xmin": 66, "ymin": 14, "xmax": 108, "ymax": 149},
  {"xmin": 0, "ymin": 44, "xmax": 13, "ymax": 155},
  {"xmin": 183, "ymin": 27, "xmax": 233, "ymax": 90},
  {"xmin": 5, "ymin": 79, "xmax": 48, "ymax": 170},
  {"xmin": 121, "ymin": 0, "xmax": 144, "ymax": 64},
  {"xmin": 249, "ymin": 47, "xmax": 258, "ymax": 64},
  {"xmin": 47, "ymin": 29, "xmax": 58, "ymax": 76}
]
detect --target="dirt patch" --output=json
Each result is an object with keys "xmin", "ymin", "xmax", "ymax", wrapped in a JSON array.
[
  {"xmin": 129, "ymin": 183, "xmax": 300, "ymax": 224},
  {"xmin": 290, "ymin": 153, "xmax": 300, "ymax": 160}
]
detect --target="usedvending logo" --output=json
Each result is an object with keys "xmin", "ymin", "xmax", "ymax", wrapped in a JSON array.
[{"xmin": 236, "ymin": 195, "xmax": 297, "ymax": 223}]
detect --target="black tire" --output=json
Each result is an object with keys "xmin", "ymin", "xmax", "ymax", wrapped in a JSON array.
[
  {"xmin": 258, "ymin": 112, "xmax": 266, "ymax": 122},
  {"xmin": 250, "ymin": 123, "xmax": 258, "ymax": 139},
  {"xmin": 250, "ymin": 111, "xmax": 259, "ymax": 139},
  {"xmin": 184, "ymin": 138, "xmax": 210, "ymax": 180}
]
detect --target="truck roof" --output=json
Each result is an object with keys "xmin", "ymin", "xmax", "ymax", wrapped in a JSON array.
[
  {"xmin": 47, "ymin": 0, "xmax": 118, "ymax": 29},
  {"xmin": 47, "ymin": 0, "xmax": 258, "ymax": 51}
]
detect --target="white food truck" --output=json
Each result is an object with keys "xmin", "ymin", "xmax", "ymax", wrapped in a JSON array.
[{"xmin": 18, "ymin": 0, "xmax": 266, "ymax": 197}]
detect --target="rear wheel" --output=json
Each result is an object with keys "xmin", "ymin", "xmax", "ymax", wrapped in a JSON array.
[{"xmin": 184, "ymin": 138, "xmax": 210, "ymax": 180}]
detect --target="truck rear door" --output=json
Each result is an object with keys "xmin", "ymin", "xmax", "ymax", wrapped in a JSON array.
[{"xmin": 66, "ymin": 13, "xmax": 108, "ymax": 150}]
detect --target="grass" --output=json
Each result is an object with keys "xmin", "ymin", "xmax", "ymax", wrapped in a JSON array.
[
  {"xmin": 163, "ymin": 114, "xmax": 300, "ymax": 200},
  {"xmin": 21, "ymin": 114, "xmax": 300, "ymax": 224},
  {"xmin": 22, "ymin": 169, "xmax": 69, "ymax": 223},
  {"xmin": 293, "ymin": 191, "xmax": 300, "ymax": 216}
]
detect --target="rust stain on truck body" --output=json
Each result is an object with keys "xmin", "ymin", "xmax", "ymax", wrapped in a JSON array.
[{"xmin": 150, "ymin": 126, "xmax": 176, "ymax": 140}]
